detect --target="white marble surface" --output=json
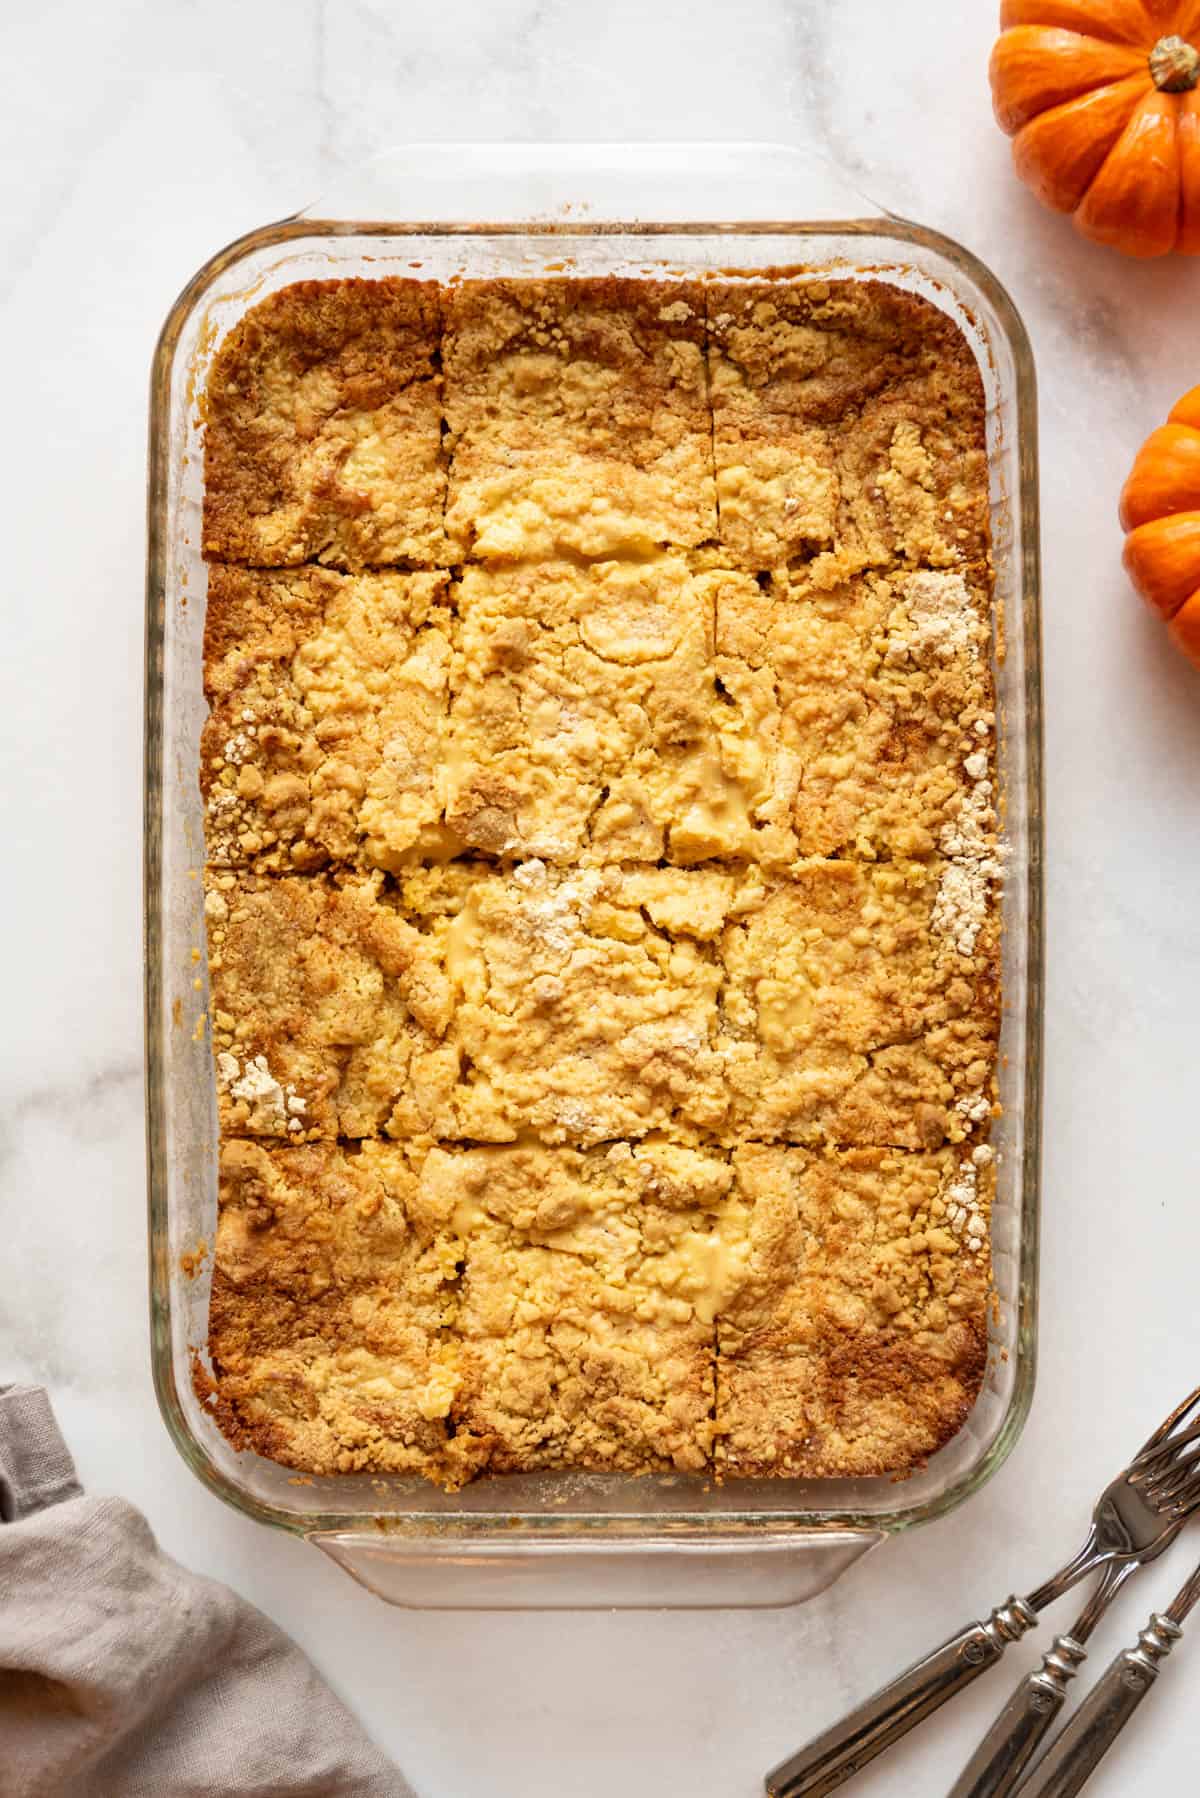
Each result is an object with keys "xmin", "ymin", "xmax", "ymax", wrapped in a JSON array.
[{"xmin": 4, "ymin": 1, "xmax": 1200, "ymax": 1792}]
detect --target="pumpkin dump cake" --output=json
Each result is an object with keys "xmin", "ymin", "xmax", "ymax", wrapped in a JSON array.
[{"xmin": 200, "ymin": 275, "xmax": 999, "ymax": 1486}]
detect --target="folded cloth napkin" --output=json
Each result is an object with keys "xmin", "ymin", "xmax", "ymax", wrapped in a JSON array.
[{"xmin": 0, "ymin": 1384, "xmax": 413, "ymax": 1798}]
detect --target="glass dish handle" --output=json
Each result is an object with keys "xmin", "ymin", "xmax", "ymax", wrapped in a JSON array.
[
  {"xmin": 309, "ymin": 1527, "xmax": 881, "ymax": 1611},
  {"xmin": 298, "ymin": 140, "xmax": 893, "ymax": 229}
]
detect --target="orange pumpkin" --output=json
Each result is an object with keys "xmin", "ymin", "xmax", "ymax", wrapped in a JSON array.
[
  {"xmin": 989, "ymin": 1, "xmax": 1200, "ymax": 258},
  {"xmin": 1121, "ymin": 385, "xmax": 1200, "ymax": 667}
]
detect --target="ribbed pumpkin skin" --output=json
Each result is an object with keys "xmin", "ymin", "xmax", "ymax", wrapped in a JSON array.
[
  {"xmin": 990, "ymin": 2, "xmax": 1200, "ymax": 257},
  {"xmin": 1122, "ymin": 386, "xmax": 1200, "ymax": 668}
]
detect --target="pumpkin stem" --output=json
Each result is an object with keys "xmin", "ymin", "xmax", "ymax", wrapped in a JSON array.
[{"xmin": 1149, "ymin": 34, "xmax": 1200, "ymax": 92}]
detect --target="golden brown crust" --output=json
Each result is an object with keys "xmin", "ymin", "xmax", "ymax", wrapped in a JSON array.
[
  {"xmin": 706, "ymin": 280, "xmax": 989, "ymax": 575},
  {"xmin": 443, "ymin": 279, "xmax": 716, "ymax": 559},
  {"xmin": 202, "ymin": 278, "xmax": 450, "ymax": 569},
  {"xmin": 425, "ymin": 1140, "xmax": 735, "ymax": 1474},
  {"xmin": 715, "ymin": 1144, "xmax": 992, "ymax": 1477},
  {"xmin": 448, "ymin": 557, "xmax": 790, "ymax": 865},
  {"xmin": 205, "ymin": 873, "xmax": 458, "ymax": 1142},
  {"xmin": 204, "ymin": 1137, "xmax": 472, "ymax": 1482},
  {"xmin": 199, "ymin": 272, "xmax": 998, "ymax": 1487},
  {"xmin": 712, "ymin": 562, "xmax": 996, "ymax": 860},
  {"xmin": 411, "ymin": 859, "xmax": 732, "ymax": 1146},
  {"xmin": 202, "ymin": 564, "xmax": 453, "ymax": 871},
  {"xmin": 718, "ymin": 859, "xmax": 999, "ymax": 1151}
]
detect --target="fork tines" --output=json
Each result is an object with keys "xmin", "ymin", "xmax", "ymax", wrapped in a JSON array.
[{"xmin": 1132, "ymin": 1386, "xmax": 1200, "ymax": 1470}]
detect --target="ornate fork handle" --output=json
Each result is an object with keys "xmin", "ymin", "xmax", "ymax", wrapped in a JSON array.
[
  {"xmin": 946, "ymin": 1552, "xmax": 1155, "ymax": 1798},
  {"xmin": 1016, "ymin": 1615, "xmax": 1183, "ymax": 1798},
  {"xmin": 764, "ymin": 1598, "xmax": 1038, "ymax": 1798},
  {"xmin": 945, "ymin": 1634, "xmax": 1088, "ymax": 1798}
]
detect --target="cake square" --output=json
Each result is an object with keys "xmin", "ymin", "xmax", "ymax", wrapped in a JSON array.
[
  {"xmin": 410, "ymin": 859, "xmax": 733, "ymax": 1144},
  {"xmin": 202, "ymin": 278, "xmax": 450, "ymax": 569},
  {"xmin": 711, "ymin": 563, "xmax": 995, "ymax": 859},
  {"xmin": 716, "ymin": 860, "xmax": 999, "ymax": 1151},
  {"xmin": 715, "ymin": 1144, "xmax": 991, "ymax": 1477},
  {"xmin": 205, "ymin": 1137, "xmax": 467, "ymax": 1480},
  {"xmin": 201, "ymin": 564, "xmax": 453, "ymax": 872},
  {"xmin": 418, "ymin": 1139, "xmax": 742, "ymax": 1474},
  {"xmin": 205, "ymin": 874, "xmax": 459, "ymax": 1143},
  {"xmin": 443, "ymin": 279, "xmax": 717, "ymax": 559},
  {"xmin": 212, "ymin": 1136, "xmax": 442, "ymax": 1290},
  {"xmin": 447, "ymin": 557, "xmax": 786, "ymax": 865},
  {"xmin": 706, "ymin": 280, "xmax": 989, "ymax": 575}
]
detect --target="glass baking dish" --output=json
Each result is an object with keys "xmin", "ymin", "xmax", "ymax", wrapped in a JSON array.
[{"xmin": 145, "ymin": 142, "xmax": 1043, "ymax": 1609}]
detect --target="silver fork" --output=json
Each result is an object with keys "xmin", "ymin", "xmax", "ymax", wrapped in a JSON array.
[{"xmin": 764, "ymin": 1385, "xmax": 1200, "ymax": 1798}]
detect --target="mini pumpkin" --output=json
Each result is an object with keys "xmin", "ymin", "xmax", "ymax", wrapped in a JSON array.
[
  {"xmin": 989, "ymin": 1, "xmax": 1200, "ymax": 258},
  {"xmin": 1121, "ymin": 385, "xmax": 1200, "ymax": 667}
]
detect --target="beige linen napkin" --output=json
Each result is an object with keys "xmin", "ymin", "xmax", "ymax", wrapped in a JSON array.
[{"xmin": 0, "ymin": 1384, "xmax": 413, "ymax": 1797}]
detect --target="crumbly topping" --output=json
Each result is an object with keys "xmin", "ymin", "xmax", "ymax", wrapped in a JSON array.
[
  {"xmin": 203, "ymin": 277, "xmax": 450, "ymax": 569},
  {"xmin": 933, "ymin": 770, "xmax": 1000, "ymax": 959},
  {"xmin": 705, "ymin": 281, "xmax": 989, "ymax": 573},
  {"xmin": 215, "ymin": 1051, "xmax": 306, "ymax": 1136},
  {"xmin": 716, "ymin": 1143, "xmax": 990, "ymax": 1478},
  {"xmin": 957, "ymin": 1091, "xmax": 992, "ymax": 1126},
  {"xmin": 511, "ymin": 861, "xmax": 602, "ymax": 955},
  {"xmin": 201, "ymin": 274, "xmax": 997, "ymax": 1490},
  {"xmin": 201, "ymin": 564, "xmax": 453, "ymax": 875},
  {"xmin": 442, "ymin": 279, "xmax": 715, "ymax": 560},
  {"xmin": 941, "ymin": 1158, "xmax": 987, "ymax": 1253},
  {"xmin": 894, "ymin": 570, "xmax": 984, "ymax": 665}
]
